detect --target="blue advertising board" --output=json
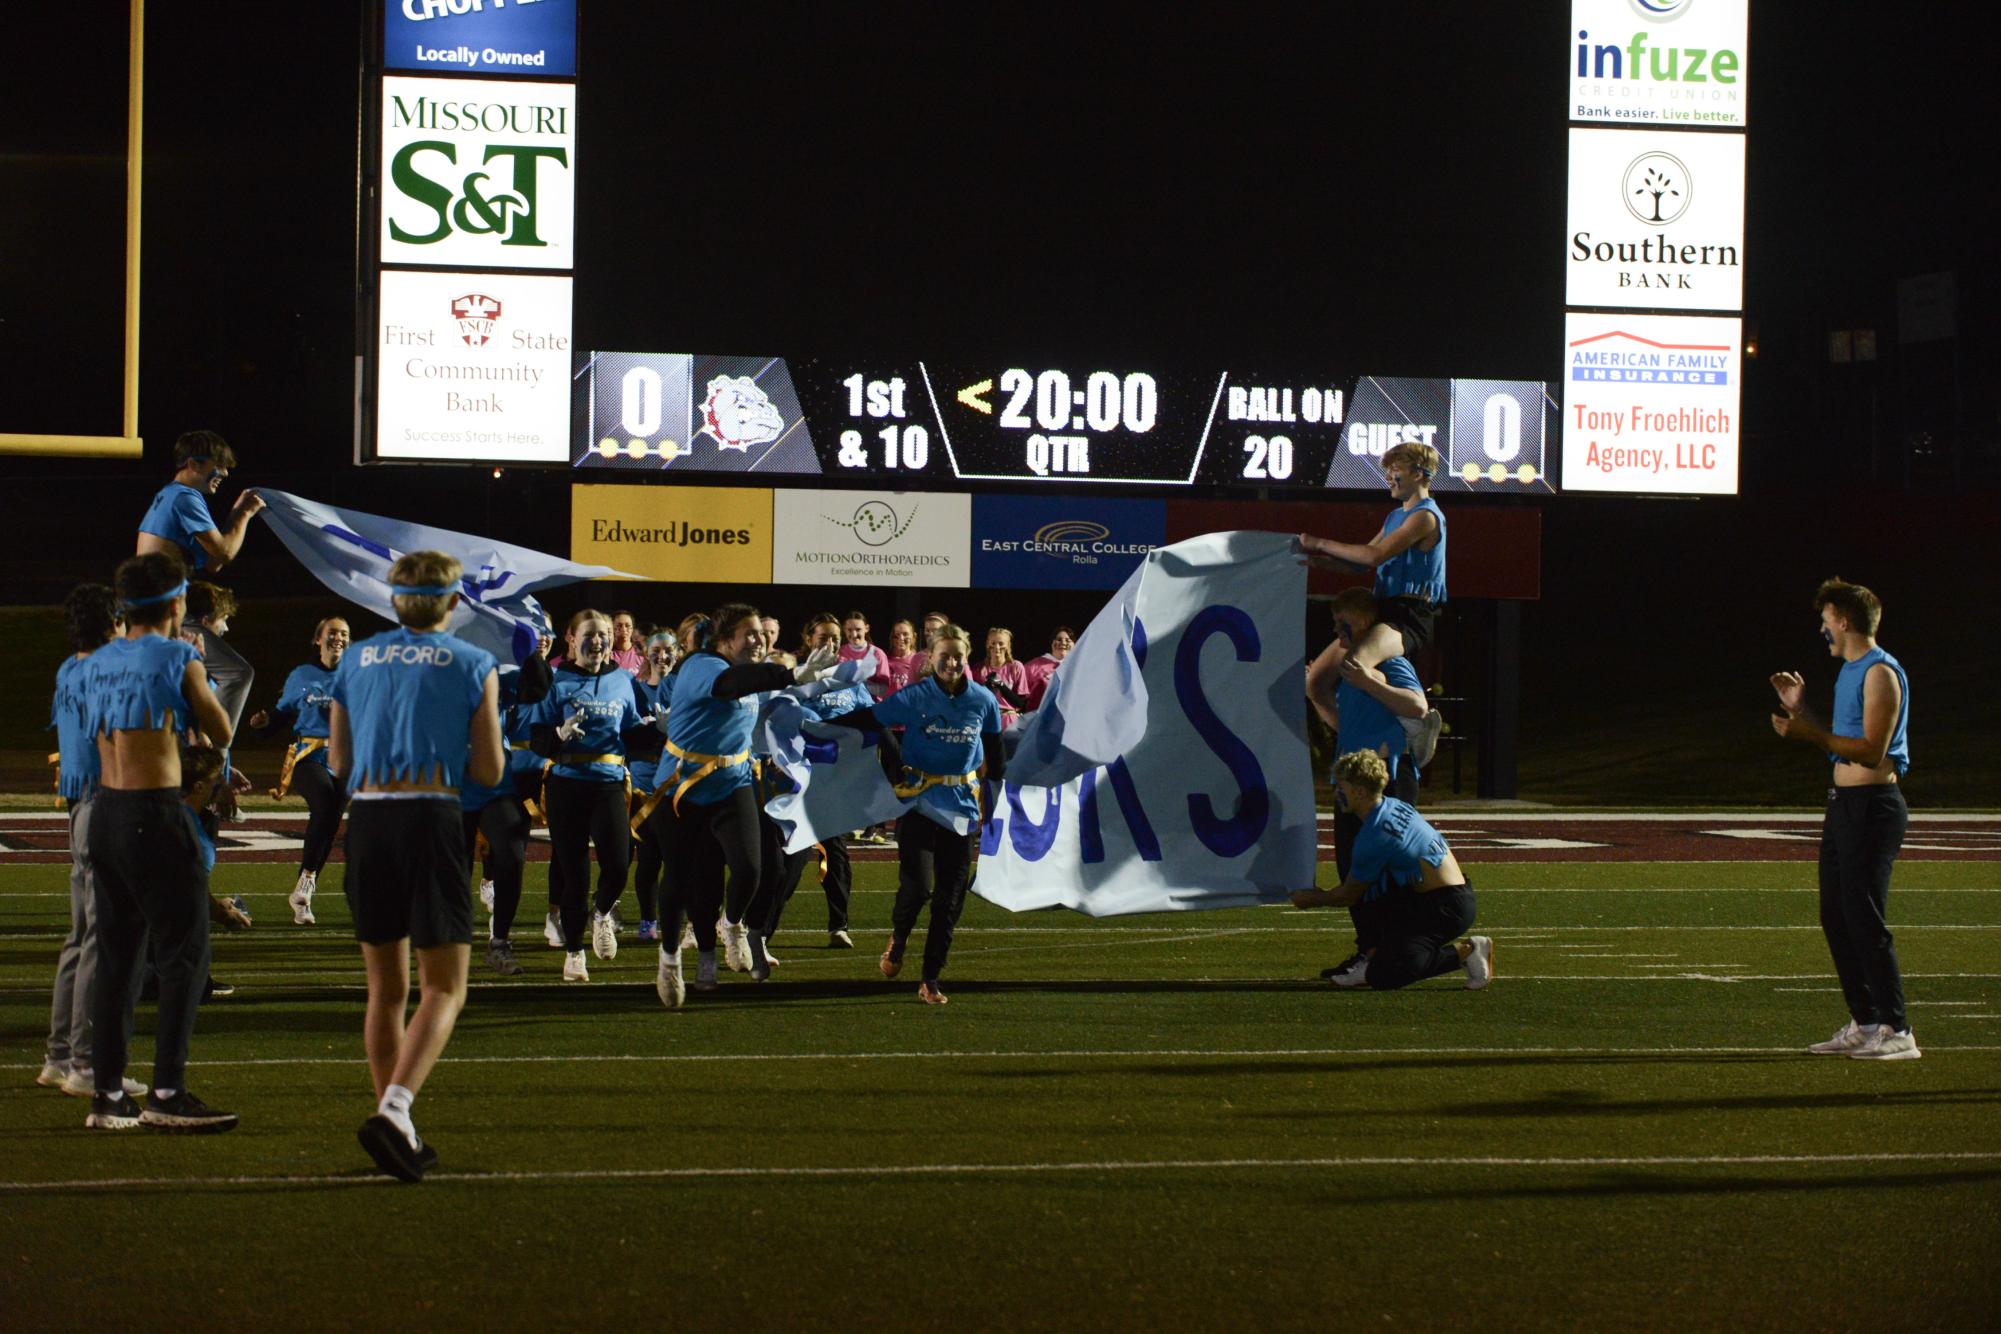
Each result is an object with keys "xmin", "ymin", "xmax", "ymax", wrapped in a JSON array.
[
  {"xmin": 970, "ymin": 495, "xmax": 1164, "ymax": 590},
  {"xmin": 385, "ymin": 0, "xmax": 577, "ymax": 77}
]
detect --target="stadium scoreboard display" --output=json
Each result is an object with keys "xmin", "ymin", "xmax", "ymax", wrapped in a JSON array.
[{"xmin": 573, "ymin": 351, "xmax": 1555, "ymax": 494}]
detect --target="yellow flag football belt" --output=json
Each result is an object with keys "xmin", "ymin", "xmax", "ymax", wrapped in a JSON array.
[
  {"xmin": 269, "ymin": 737, "xmax": 328, "ymax": 800},
  {"xmin": 892, "ymin": 767, "xmax": 980, "ymax": 801},
  {"xmin": 659, "ymin": 738, "xmax": 753, "ymax": 816}
]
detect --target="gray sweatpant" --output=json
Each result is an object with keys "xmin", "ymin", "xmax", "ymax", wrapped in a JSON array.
[{"xmin": 46, "ymin": 796, "xmax": 99, "ymax": 1068}]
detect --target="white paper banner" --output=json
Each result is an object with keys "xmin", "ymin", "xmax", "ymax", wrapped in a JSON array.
[{"xmin": 975, "ymin": 530, "xmax": 1315, "ymax": 916}]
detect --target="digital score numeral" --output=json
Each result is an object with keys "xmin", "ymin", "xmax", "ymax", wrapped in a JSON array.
[
  {"xmin": 1482, "ymin": 393, "xmax": 1521, "ymax": 461},
  {"xmin": 997, "ymin": 369, "xmax": 1159, "ymax": 433},
  {"xmin": 601, "ymin": 365, "xmax": 684, "ymax": 461},
  {"xmin": 1241, "ymin": 434, "xmax": 1294, "ymax": 480}
]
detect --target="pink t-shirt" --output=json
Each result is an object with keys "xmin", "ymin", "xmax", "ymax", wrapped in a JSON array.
[
  {"xmin": 971, "ymin": 658, "xmax": 1030, "ymax": 718},
  {"xmin": 883, "ymin": 651, "xmax": 927, "ymax": 693},
  {"xmin": 608, "ymin": 647, "xmax": 645, "ymax": 675},
  {"xmin": 838, "ymin": 643, "xmax": 892, "ymax": 698},
  {"xmin": 1021, "ymin": 654, "xmax": 1063, "ymax": 710}
]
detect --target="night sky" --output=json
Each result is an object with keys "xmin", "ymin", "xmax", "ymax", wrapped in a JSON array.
[{"xmin": 1, "ymin": 2, "xmax": 1992, "ymax": 600}]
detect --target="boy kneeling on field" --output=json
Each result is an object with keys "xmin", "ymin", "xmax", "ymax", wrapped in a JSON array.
[{"xmin": 1291, "ymin": 750, "xmax": 1493, "ymax": 991}]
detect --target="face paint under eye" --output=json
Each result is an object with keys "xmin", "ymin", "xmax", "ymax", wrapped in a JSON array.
[{"xmin": 1821, "ymin": 627, "xmax": 1836, "ymax": 647}]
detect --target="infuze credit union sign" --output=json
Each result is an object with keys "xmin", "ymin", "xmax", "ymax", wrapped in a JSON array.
[{"xmin": 379, "ymin": 76, "xmax": 577, "ymax": 271}]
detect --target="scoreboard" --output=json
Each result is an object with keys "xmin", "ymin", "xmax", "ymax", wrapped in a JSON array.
[{"xmin": 573, "ymin": 351, "xmax": 1556, "ymax": 493}]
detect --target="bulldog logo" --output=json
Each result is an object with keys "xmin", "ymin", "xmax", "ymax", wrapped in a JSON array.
[{"xmin": 698, "ymin": 374, "xmax": 785, "ymax": 452}]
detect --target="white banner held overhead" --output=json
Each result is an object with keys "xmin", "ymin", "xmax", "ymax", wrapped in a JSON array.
[{"xmin": 974, "ymin": 530, "xmax": 1316, "ymax": 916}]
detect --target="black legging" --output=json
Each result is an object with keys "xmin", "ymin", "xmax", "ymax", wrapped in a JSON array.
[
  {"xmin": 629, "ymin": 795, "xmax": 662, "ymax": 922},
  {"xmin": 892, "ymin": 811, "xmax": 977, "ymax": 983},
  {"xmin": 759, "ymin": 813, "xmax": 816, "ymax": 938},
  {"xmin": 290, "ymin": 759, "xmax": 345, "ymax": 875},
  {"xmin": 543, "ymin": 774, "xmax": 630, "ymax": 952},
  {"xmin": 465, "ymin": 797, "xmax": 530, "ymax": 941},
  {"xmin": 647, "ymin": 784, "xmax": 764, "ymax": 947}
]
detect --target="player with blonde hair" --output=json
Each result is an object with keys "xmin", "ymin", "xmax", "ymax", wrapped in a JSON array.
[
  {"xmin": 1290, "ymin": 749, "xmax": 1491, "ymax": 991},
  {"xmin": 1298, "ymin": 440, "xmax": 1447, "ymax": 766}
]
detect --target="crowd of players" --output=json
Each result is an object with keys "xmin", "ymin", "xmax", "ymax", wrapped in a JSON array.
[{"xmin": 35, "ymin": 427, "xmax": 1920, "ymax": 1181}]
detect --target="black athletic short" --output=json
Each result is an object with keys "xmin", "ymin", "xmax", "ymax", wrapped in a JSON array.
[
  {"xmin": 343, "ymin": 797, "xmax": 472, "ymax": 948},
  {"xmin": 1373, "ymin": 595, "xmax": 1438, "ymax": 657}
]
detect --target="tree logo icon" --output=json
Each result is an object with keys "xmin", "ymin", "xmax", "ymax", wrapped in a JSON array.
[{"xmin": 1622, "ymin": 152, "xmax": 1693, "ymax": 226}]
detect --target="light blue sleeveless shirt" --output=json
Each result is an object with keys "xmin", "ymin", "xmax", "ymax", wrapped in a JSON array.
[
  {"xmin": 136, "ymin": 482, "xmax": 218, "ymax": 571},
  {"xmin": 1831, "ymin": 646, "xmax": 1910, "ymax": 776},
  {"xmin": 1374, "ymin": 498, "xmax": 1447, "ymax": 603},
  {"xmin": 50, "ymin": 655, "xmax": 103, "ymax": 800},
  {"xmin": 79, "ymin": 633, "xmax": 200, "ymax": 740},
  {"xmin": 332, "ymin": 627, "xmax": 496, "ymax": 791}
]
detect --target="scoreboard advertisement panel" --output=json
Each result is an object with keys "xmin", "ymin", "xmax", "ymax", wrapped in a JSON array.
[{"xmin": 572, "ymin": 351, "xmax": 1556, "ymax": 494}]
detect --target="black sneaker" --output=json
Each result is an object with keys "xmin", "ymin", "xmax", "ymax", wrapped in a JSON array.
[
  {"xmin": 203, "ymin": 977, "xmax": 237, "ymax": 1000},
  {"xmin": 359, "ymin": 1114, "xmax": 427, "ymax": 1183},
  {"xmin": 86, "ymin": 1091, "xmax": 143, "ymax": 1130},
  {"xmin": 140, "ymin": 1090, "xmax": 239, "ymax": 1134}
]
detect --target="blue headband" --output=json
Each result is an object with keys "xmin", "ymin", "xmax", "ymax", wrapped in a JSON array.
[
  {"xmin": 391, "ymin": 584, "xmax": 459, "ymax": 596},
  {"xmin": 122, "ymin": 579, "xmax": 188, "ymax": 609}
]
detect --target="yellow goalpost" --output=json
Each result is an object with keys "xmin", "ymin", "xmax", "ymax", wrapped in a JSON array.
[{"xmin": 0, "ymin": 0, "xmax": 145, "ymax": 460}]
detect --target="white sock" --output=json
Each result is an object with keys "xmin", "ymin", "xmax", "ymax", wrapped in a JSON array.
[
  {"xmin": 153, "ymin": 1087, "xmax": 177, "ymax": 1099},
  {"xmin": 379, "ymin": 1083, "xmax": 417, "ymax": 1146}
]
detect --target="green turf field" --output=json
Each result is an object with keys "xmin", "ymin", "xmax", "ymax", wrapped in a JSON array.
[{"xmin": 4, "ymin": 853, "xmax": 1998, "ymax": 1329}]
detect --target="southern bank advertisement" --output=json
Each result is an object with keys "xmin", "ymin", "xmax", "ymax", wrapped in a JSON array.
[
  {"xmin": 970, "ymin": 495, "xmax": 1164, "ymax": 590},
  {"xmin": 385, "ymin": 0, "xmax": 578, "ymax": 77}
]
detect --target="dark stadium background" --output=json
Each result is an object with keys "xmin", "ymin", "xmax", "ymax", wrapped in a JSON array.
[{"xmin": 2, "ymin": 3, "xmax": 1993, "ymax": 800}]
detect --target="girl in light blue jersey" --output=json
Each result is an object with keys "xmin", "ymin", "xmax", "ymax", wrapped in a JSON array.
[
  {"xmin": 248, "ymin": 616, "xmax": 350, "ymax": 926},
  {"xmin": 823, "ymin": 626, "xmax": 1007, "ymax": 1004},
  {"xmin": 645, "ymin": 604, "xmax": 838, "ymax": 1006},
  {"xmin": 519, "ymin": 610, "xmax": 655, "ymax": 981}
]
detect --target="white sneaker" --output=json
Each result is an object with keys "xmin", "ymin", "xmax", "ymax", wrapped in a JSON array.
[
  {"xmin": 289, "ymin": 870, "xmax": 317, "ymax": 925},
  {"xmin": 37, "ymin": 1060, "xmax": 68, "ymax": 1088},
  {"xmin": 1462, "ymin": 936, "xmax": 1494, "ymax": 990},
  {"xmin": 562, "ymin": 951, "xmax": 590, "ymax": 983},
  {"xmin": 591, "ymin": 911, "xmax": 619, "ymax": 961},
  {"xmin": 692, "ymin": 953, "xmax": 719, "ymax": 992},
  {"xmin": 829, "ymin": 929, "xmax": 854, "ymax": 949},
  {"xmin": 63, "ymin": 1068, "xmax": 147, "ymax": 1098},
  {"xmin": 543, "ymin": 909, "xmax": 563, "ymax": 948},
  {"xmin": 656, "ymin": 950, "xmax": 685, "ymax": 1009},
  {"xmin": 722, "ymin": 920, "xmax": 751, "ymax": 973},
  {"xmin": 1808, "ymin": 1020, "xmax": 1870, "ymax": 1054},
  {"xmin": 678, "ymin": 920, "xmax": 696, "ymax": 951},
  {"xmin": 1849, "ymin": 1026, "xmax": 1922, "ymax": 1061},
  {"xmin": 479, "ymin": 879, "xmax": 495, "ymax": 913},
  {"xmin": 1326, "ymin": 954, "xmax": 1372, "ymax": 989},
  {"xmin": 1409, "ymin": 708, "xmax": 1446, "ymax": 769}
]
